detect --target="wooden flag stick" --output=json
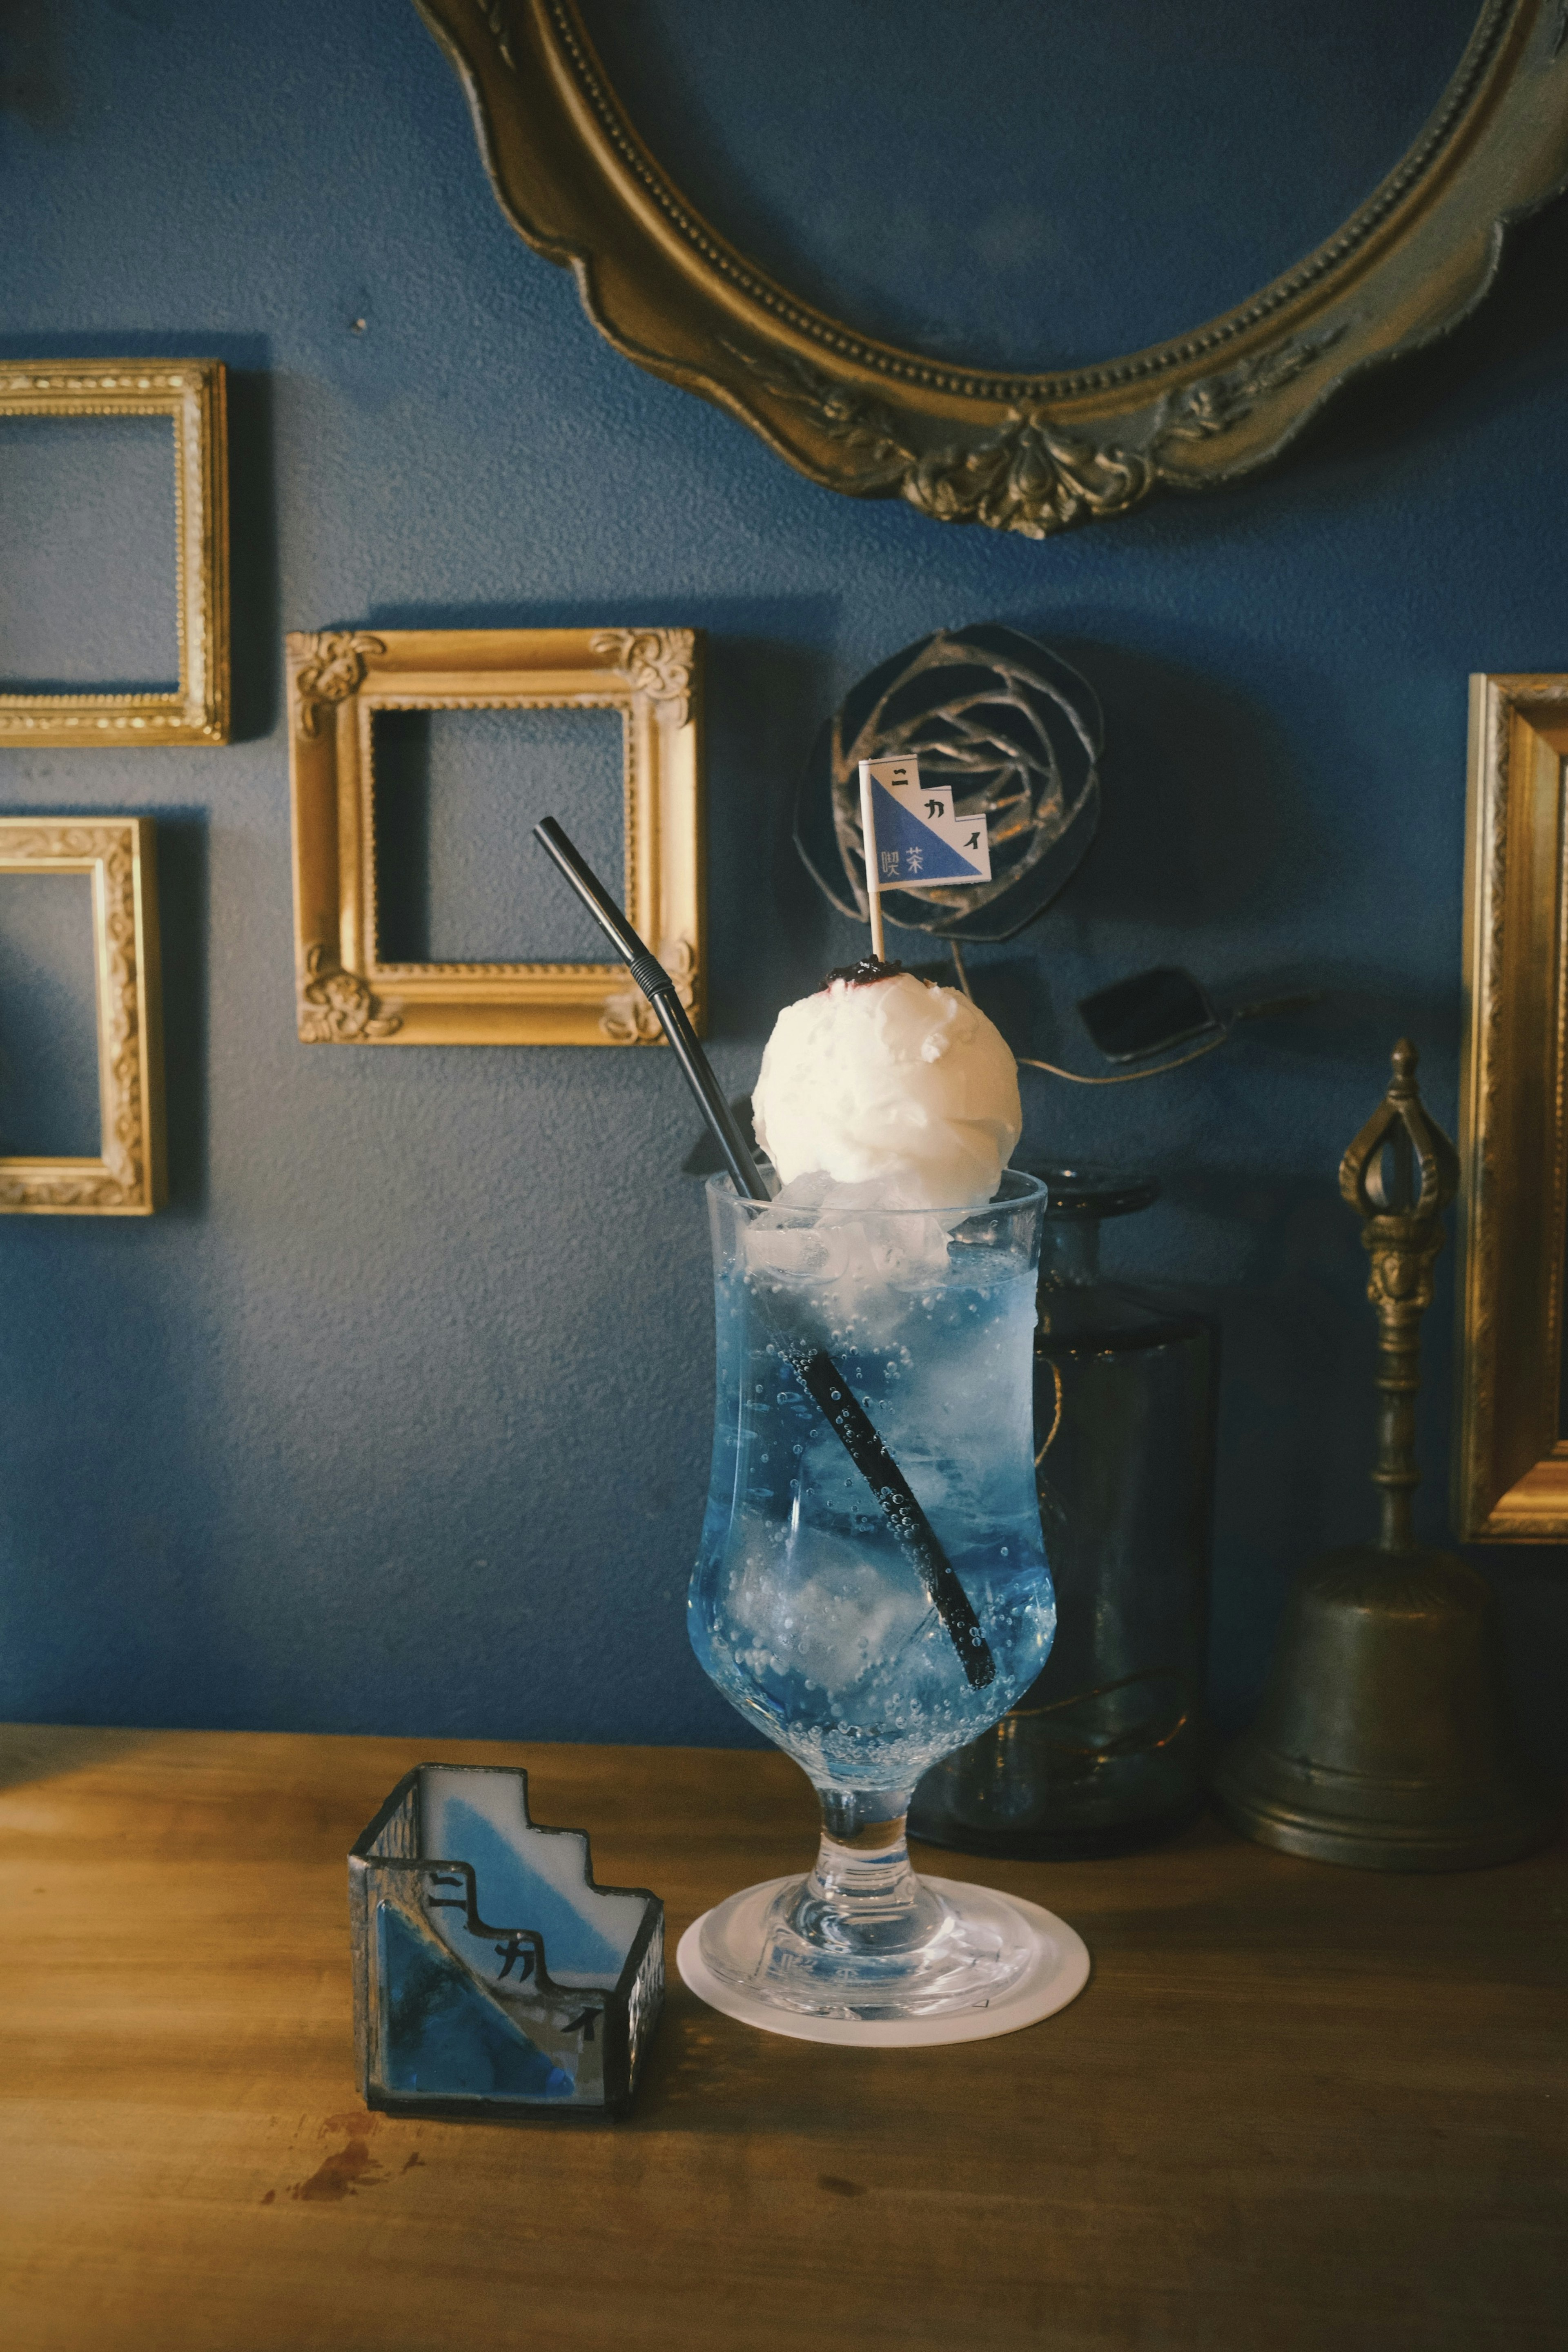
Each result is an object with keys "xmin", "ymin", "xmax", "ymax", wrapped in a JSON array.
[{"xmin": 858, "ymin": 761, "xmax": 887, "ymax": 961}]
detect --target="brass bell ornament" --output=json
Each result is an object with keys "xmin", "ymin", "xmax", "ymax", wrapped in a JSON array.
[{"xmin": 1212, "ymin": 1040, "xmax": 1559, "ymax": 1871}]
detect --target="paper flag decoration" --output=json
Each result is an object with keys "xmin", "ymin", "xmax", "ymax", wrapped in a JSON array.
[{"xmin": 860, "ymin": 756, "xmax": 991, "ymax": 889}]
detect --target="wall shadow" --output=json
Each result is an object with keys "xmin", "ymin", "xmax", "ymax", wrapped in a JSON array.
[
  {"xmin": 715, "ymin": 634, "xmax": 844, "ymax": 1041},
  {"xmin": 0, "ymin": 0, "xmax": 67, "ymax": 136},
  {"xmin": 225, "ymin": 365, "xmax": 280, "ymax": 742},
  {"xmin": 1279, "ymin": 183, "xmax": 1568, "ymax": 496},
  {"xmin": 154, "ymin": 808, "xmax": 207, "ymax": 1213},
  {"xmin": 1098, "ymin": 178, "xmax": 1568, "ymax": 559},
  {"xmin": 1034, "ymin": 636, "xmax": 1325, "ymax": 936},
  {"xmin": 370, "ymin": 709, "xmax": 433, "ymax": 962}
]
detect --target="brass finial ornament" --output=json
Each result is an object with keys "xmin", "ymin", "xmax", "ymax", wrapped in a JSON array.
[{"xmin": 1212, "ymin": 1041, "xmax": 1559, "ymax": 1870}]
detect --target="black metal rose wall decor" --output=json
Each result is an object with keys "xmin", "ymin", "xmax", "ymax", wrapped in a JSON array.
[
  {"xmin": 795, "ymin": 624, "xmax": 1101, "ymax": 944},
  {"xmin": 413, "ymin": 0, "xmax": 1568, "ymax": 541}
]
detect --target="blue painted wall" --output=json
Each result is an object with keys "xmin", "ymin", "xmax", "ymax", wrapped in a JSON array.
[{"xmin": 1, "ymin": 0, "xmax": 1564, "ymax": 1759}]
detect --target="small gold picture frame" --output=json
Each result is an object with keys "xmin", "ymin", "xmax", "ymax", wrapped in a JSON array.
[
  {"xmin": 1454, "ymin": 673, "xmax": 1568, "ymax": 1539},
  {"xmin": 0, "ymin": 817, "xmax": 165, "ymax": 1214},
  {"xmin": 0, "ymin": 361, "xmax": 229, "ymax": 747},
  {"xmin": 285, "ymin": 626, "xmax": 703, "ymax": 1045}
]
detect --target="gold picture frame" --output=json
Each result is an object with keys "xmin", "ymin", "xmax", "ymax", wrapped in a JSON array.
[
  {"xmin": 1454, "ymin": 673, "xmax": 1568, "ymax": 1537},
  {"xmin": 0, "ymin": 817, "xmax": 165, "ymax": 1214},
  {"xmin": 415, "ymin": 0, "xmax": 1568, "ymax": 542},
  {"xmin": 0, "ymin": 361, "xmax": 229, "ymax": 747},
  {"xmin": 286, "ymin": 626, "xmax": 703, "ymax": 1045}
]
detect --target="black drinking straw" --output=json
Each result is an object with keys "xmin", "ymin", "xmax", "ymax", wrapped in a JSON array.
[{"xmin": 532, "ymin": 816, "xmax": 996, "ymax": 1691}]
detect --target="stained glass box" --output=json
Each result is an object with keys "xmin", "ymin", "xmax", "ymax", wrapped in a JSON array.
[{"xmin": 349, "ymin": 1764, "xmax": 663, "ymax": 2118}]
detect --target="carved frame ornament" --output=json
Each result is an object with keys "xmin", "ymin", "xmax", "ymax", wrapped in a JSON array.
[
  {"xmin": 1454, "ymin": 675, "xmax": 1568, "ymax": 1539},
  {"xmin": 414, "ymin": 0, "xmax": 1568, "ymax": 541},
  {"xmin": 0, "ymin": 362, "xmax": 229, "ymax": 744},
  {"xmin": 0, "ymin": 818, "xmax": 166, "ymax": 1215},
  {"xmin": 286, "ymin": 626, "xmax": 704, "ymax": 1046}
]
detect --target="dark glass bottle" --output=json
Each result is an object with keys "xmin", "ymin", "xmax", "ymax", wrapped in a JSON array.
[{"xmin": 910, "ymin": 1165, "xmax": 1218, "ymax": 1858}]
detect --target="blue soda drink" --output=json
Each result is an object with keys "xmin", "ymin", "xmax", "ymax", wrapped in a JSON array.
[{"xmin": 689, "ymin": 1174, "xmax": 1056, "ymax": 1794}]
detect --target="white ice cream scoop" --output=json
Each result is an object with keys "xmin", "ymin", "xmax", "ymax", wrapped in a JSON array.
[{"xmin": 752, "ymin": 969, "xmax": 1022, "ymax": 1211}]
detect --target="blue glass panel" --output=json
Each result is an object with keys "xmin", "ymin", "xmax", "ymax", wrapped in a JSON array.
[
  {"xmin": 432, "ymin": 1794, "xmax": 630, "ymax": 1982},
  {"xmin": 378, "ymin": 1904, "xmax": 575, "ymax": 2100}
]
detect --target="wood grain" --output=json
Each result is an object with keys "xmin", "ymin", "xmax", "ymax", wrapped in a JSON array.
[{"xmin": 0, "ymin": 1725, "xmax": 1563, "ymax": 2352}]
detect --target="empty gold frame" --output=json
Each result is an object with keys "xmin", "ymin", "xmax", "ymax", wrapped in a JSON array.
[
  {"xmin": 0, "ymin": 818, "xmax": 165, "ymax": 1214},
  {"xmin": 1454, "ymin": 674, "xmax": 1568, "ymax": 1538},
  {"xmin": 286, "ymin": 626, "xmax": 703, "ymax": 1045},
  {"xmin": 0, "ymin": 362, "xmax": 229, "ymax": 746}
]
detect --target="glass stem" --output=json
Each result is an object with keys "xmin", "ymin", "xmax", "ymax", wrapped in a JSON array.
[
  {"xmin": 786, "ymin": 1785, "xmax": 948, "ymax": 1955},
  {"xmin": 812, "ymin": 1786, "xmax": 918, "ymax": 1907}
]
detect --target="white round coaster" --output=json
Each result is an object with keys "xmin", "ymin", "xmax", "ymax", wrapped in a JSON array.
[{"xmin": 676, "ymin": 1875, "xmax": 1090, "ymax": 2047}]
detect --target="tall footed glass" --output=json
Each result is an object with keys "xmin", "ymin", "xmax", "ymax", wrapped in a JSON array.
[{"xmin": 689, "ymin": 1168, "xmax": 1055, "ymax": 2019}]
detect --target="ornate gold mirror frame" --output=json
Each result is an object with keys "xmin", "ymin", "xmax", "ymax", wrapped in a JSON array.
[
  {"xmin": 415, "ymin": 0, "xmax": 1568, "ymax": 541},
  {"xmin": 1454, "ymin": 675, "xmax": 1568, "ymax": 1539}
]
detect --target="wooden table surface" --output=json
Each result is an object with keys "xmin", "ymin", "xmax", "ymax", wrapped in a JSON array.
[{"xmin": 0, "ymin": 1724, "xmax": 1563, "ymax": 2352}]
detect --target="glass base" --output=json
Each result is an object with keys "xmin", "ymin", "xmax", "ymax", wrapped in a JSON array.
[
  {"xmin": 696, "ymin": 1869, "xmax": 1037, "ymax": 2021},
  {"xmin": 681, "ymin": 1879, "xmax": 1091, "ymax": 2047}
]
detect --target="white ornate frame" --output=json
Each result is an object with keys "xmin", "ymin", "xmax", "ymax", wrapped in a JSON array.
[
  {"xmin": 0, "ymin": 817, "xmax": 166, "ymax": 1214},
  {"xmin": 286, "ymin": 626, "xmax": 703, "ymax": 1044},
  {"xmin": 0, "ymin": 362, "xmax": 229, "ymax": 746}
]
